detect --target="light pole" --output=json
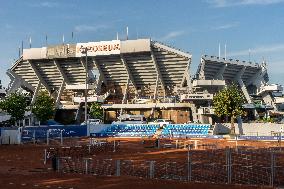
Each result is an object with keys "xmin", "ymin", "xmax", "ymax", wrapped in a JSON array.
[
  {"xmin": 85, "ymin": 49, "xmax": 88, "ymax": 125},
  {"xmin": 82, "ymin": 47, "xmax": 88, "ymax": 126}
]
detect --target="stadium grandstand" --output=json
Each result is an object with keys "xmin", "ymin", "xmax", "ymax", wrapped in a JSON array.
[
  {"xmin": 3, "ymin": 39, "xmax": 284, "ymax": 189},
  {"xmin": 6, "ymin": 38, "xmax": 284, "ymax": 125},
  {"xmin": 7, "ymin": 39, "xmax": 192, "ymax": 124},
  {"xmin": 182, "ymin": 55, "xmax": 284, "ymax": 123}
]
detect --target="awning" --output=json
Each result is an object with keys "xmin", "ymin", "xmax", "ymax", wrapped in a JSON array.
[
  {"xmin": 269, "ymin": 110, "xmax": 284, "ymax": 115},
  {"xmin": 243, "ymin": 103, "xmax": 274, "ymax": 110},
  {"xmin": 242, "ymin": 104, "xmax": 255, "ymax": 109}
]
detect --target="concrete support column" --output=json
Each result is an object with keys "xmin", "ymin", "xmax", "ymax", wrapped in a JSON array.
[
  {"xmin": 29, "ymin": 60, "xmax": 51, "ymax": 95},
  {"xmin": 121, "ymin": 55, "xmax": 137, "ymax": 92},
  {"xmin": 150, "ymin": 47, "xmax": 166, "ymax": 98},
  {"xmin": 92, "ymin": 58, "xmax": 107, "ymax": 95},
  {"xmin": 120, "ymin": 78, "xmax": 130, "ymax": 116},
  {"xmin": 56, "ymin": 81, "xmax": 65, "ymax": 108},
  {"xmin": 214, "ymin": 64, "xmax": 227, "ymax": 80},
  {"xmin": 31, "ymin": 81, "xmax": 41, "ymax": 104},
  {"xmin": 198, "ymin": 58, "xmax": 206, "ymax": 80}
]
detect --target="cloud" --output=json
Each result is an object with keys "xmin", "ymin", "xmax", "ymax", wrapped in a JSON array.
[
  {"xmin": 228, "ymin": 44, "xmax": 284, "ymax": 56},
  {"xmin": 211, "ymin": 22, "xmax": 239, "ymax": 30},
  {"xmin": 74, "ymin": 25, "xmax": 108, "ymax": 33},
  {"xmin": 159, "ymin": 31, "xmax": 185, "ymax": 41},
  {"xmin": 208, "ymin": 0, "xmax": 284, "ymax": 7},
  {"xmin": 30, "ymin": 1, "xmax": 59, "ymax": 8}
]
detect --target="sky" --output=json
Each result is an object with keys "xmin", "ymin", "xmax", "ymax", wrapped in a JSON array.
[{"xmin": 0, "ymin": 0, "xmax": 284, "ymax": 87}]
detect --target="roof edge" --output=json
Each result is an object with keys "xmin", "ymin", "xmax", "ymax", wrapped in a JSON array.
[{"xmin": 152, "ymin": 41, "xmax": 192, "ymax": 59}]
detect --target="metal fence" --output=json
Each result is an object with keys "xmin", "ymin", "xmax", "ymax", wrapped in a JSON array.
[
  {"xmin": 21, "ymin": 125, "xmax": 87, "ymax": 144},
  {"xmin": 44, "ymin": 140, "xmax": 118, "ymax": 165},
  {"xmin": 53, "ymin": 148, "xmax": 284, "ymax": 187}
]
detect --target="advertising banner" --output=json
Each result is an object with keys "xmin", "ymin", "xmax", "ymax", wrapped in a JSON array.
[
  {"xmin": 47, "ymin": 44, "xmax": 76, "ymax": 59},
  {"xmin": 76, "ymin": 40, "xmax": 120, "ymax": 57}
]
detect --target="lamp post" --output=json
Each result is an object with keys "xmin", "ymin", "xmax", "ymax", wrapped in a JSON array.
[
  {"xmin": 85, "ymin": 48, "xmax": 88, "ymax": 126},
  {"xmin": 81, "ymin": 47, "xmax": 88, "ymax": 126}
]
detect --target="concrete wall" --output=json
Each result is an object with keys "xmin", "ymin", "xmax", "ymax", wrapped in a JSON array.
[
  {"xmin": 23, "ymin": 47, "xmax": 47, "ymax": 60},
  {"xmin": 214, "ymin": 122, "xmax": 284, "ymax": 136},
  {"xmin": 121, "ymin": 39, "xmax": 151, "ymax": 53},
  {"xmin": 0, "ymin": 128, "xmax": 21, "ymax": 144},
  {"xmin": 236, "ymin": 123, "xmax": 284, "ymax": 136},
  {"xmin": 213, "ymin": 123, "xmax": 231, "ymax": 135}
]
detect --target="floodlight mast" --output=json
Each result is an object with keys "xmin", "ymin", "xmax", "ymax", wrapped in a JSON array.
[{"xmin": 81, "ymin": 47, "xmax": 88, "ymax": 126}]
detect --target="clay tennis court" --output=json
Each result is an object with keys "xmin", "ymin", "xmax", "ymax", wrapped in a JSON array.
[{"xmin": 0, "ymin": 137, "xmax": 282, "ymax": 189}]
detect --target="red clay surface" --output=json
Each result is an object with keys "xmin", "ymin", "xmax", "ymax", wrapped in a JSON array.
[{"xmin": 0, "ymin": 137, "xmax": 280, "ymax": 189}]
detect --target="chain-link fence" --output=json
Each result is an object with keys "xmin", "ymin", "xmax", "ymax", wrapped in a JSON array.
[
  {"xmin": 21, "ymin": 126, "xmax": 86, "ymax": 144},
  {"xmin": 44, "ymin": 141, "xmax": 118, "ymax": 165},
  {"xmin": 52, "ymin": 148, "xmax": 284, "ymax": 187}
]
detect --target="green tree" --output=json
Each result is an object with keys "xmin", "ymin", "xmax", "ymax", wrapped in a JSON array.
[
  {"xmin": 0, "ymin": 92, "xmax": 27, "ymax": 125},
  {"xmin": 32, "ymin": 91, "xmax": 55, "ymax": 124},
  {"xmin": 90, "ymin": 102, "xmax": 103, "ymax": 120},
  {"xmin": 213, "ymin": 84, "xmax": 245, "ymax": 134}
]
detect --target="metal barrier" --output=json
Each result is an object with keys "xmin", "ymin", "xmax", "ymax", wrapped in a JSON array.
[
  {"xmin": 52, "ymin": 148, "xmax": 284, "ymax": 187},
  {"xmin": 21, "ymin": 125, "xmax": 87, "ymax": 144},
  {"xmin": 44, "ymin": 141, "xmax": 119, "ymax": 165}
]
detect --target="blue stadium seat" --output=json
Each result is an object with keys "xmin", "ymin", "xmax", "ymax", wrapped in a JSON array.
[
  {"xmin": 161, "ymin": 124, "xmax": 210, "ymax": 138},
  {"xmin": 97, "ymin": 124, "xmax": 159, "ymax": 137}
]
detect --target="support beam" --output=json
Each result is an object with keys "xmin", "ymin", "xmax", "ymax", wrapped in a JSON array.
[
  {"xmin": 31, "ymin": 81, "xmax": 41, "ymax": 104},
  {"xmin": 150, "ymin": 47, "xmax": 166, "ymax": 98},
  {"xmin": 92, "ymin": 58, "xmax": 107, "ymax": 94},
  {"xmin": 28, "ymin": 60, "xmax": 51, "ymax": 94},
  {"xmin": 120, "ymin": 55, "xmax": 137, "ymax": 92},
  {"xmin": 81, "ymin": 57, "xmax": 94, "ymax": 94},
  {"xmin": 6, "ymin": 71, "xmax": 16, "ymax": 91},
  {"xmin": 234, "ymin": 67, "xmax": 260, "ymax": 117},
  {"xmin": 95, "ymin": 75, "xmax": 103, "ymax": 95},
  {"xmin": 80, "ymin": 57, "xmax": 88, "ymax": 73},
  {"xmin": 246, "ymin": 68, "xmax": 267, "ymax": 87},
  {"xmin": 122, "ymin": 78, "xmax": 130, "ymax": 104},
  {"xmin": 56, "ymin": 81, "xmax": 65, "ymax": 107},
  {"xmin": 181, "ymin": 58, "xmax": 192, "ymax": 88},
  {"xmin": 6, "ymin": 70, "xmax": 35, "ymax": 95},
  {"xmin": 7, "ymin": 79, "xmax": 20, "ymax": 95},
  {"xmin": 10, "ymin": 56, "xmax": 23, "ymax": 71},
  {"xmin": 214, "ymin": 64, "xmax": 227, "ymax": 80},
  {"xmin": 120, "ymin": 78, "xmax": 130, "ymax": 116},
  {"xmin": 233, "ymin": 66, "xmax": 257, "ymax": 114},
  {"xmin": 197, "ymin": 58, "xmax": 206, "ymax": 80},
  {"xmin": 153, "ymin": 74, "xmax": 160, "ymax": 100},
  {"xmin": 239, "ymin": 76, "xmax": 259, "ymax": 118},
  {"xmin": 54, "ymin": 59, "xmax": 69, "ymax": 84},
  {"xmin": 233, "ymin": 67, "xmax": 252, "ymax": 103},
  {"xmin": 238, "ymin": 78, "xmax": 252, "ymax": 104},
  {"xmin": 152, "ymin": 42, "xmax": 192, "ymax": 58},
  {"xmin": 233, "ymin": 67, "xmax": 246, "ymax": 81},
  {"xmin": 53, "ymin": 60, "xmax": 67, "ymax": 107}
]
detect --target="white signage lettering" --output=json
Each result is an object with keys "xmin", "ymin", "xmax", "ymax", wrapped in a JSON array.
[{"xmin": 76, "ymin": 40, "xmax": 120, "ymax": 57}]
